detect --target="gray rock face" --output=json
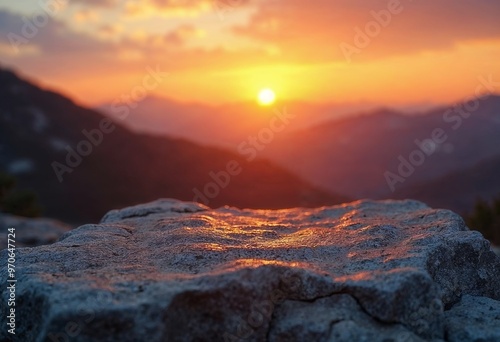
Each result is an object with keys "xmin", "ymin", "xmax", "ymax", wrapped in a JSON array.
[
  {"xmin": 444, "ymin": 295, "xmax": 500, "ymax": 342},
  {"xmin": 0, "ymin": 213, "xmax": 72, "ymax": 248},
  {"xmin": 270, "ymin": 294, "xmax": 427, "ymax": 342},
  {"xmin": 1, "ymin": 199, "xmax": 499, "ymax": 342}
]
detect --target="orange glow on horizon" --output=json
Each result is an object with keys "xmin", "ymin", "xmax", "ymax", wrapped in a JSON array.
[{"xmin": 3, "ymin": 2, "xmax": 500, "ymax": 108}]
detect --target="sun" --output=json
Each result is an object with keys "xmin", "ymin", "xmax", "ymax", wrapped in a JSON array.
[{"xmin": 257, "ymin": 88, "xmax": 276, "ymax": 106}]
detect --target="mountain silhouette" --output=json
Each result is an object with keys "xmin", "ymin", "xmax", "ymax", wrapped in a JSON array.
[
  {"xmin": 262, "ymin": 97, "xmax": 500, "ymax": 203},
  {"xmin": 394, "ymin": 155, "xmax": 500, "ymax": 214},
  {"xmin": 0, "ymin": 68, "xmax": 347, "ymax": 224}
]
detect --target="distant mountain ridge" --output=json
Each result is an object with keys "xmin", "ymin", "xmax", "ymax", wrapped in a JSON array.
[
  {"xmin": 261, "ymin": 95, "xmax": 500, "ymax": 208},
  {"xmin": 98, "ymin": 95, "xmax": 442, "ymax": 154},
  {"xmin": 3, "ymin": 67, "xmax": 498, "ymax": 219},
  {"xmin": 98, "ymin": 96, "xmax": 400, "ymax": 148},
  {"xmin": 0, "ymin": 68, "xmax": 347, "ymax": 223},
  {"xmin": 101, "ymin": 84, "xmax": 500, "ymax": 215},
  {"xmin": 101, "ymin": 91, "xmax": 500, "ymax": 216},
  {"xmin": 394, "ymin": 155, "xmax": 500, "ymax": 214}
]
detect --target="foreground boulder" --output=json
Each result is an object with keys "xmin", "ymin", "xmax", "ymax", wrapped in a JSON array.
[
  {"xmin": 1, "ymin": 199, "xmax": 499, "ymax": 341},
  {"xmin": 0, "ymin": 213, "xmax": 71, "ymax": 248}
]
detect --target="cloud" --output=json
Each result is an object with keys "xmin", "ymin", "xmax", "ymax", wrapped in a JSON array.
[
  {"xmin": 98, "ymin": 24, "xmax": 121, "ymax": 35},
  {"xmin": 0, "ymin": 9, "xmax": 112, "ymax": 55},
  {"xmin": 233, "ymin": 0, "xmax": 500, "ymax": 62},
  {"xmin": 73, "ymin": 9, "xmax": 100, "ymax": 23},
  {"xmin": 0, "ymin": 8, "xmax": 192, "ymax": 56},
  {"xmin": 0, "ymin": 10, "xmax": 22, "ymax": 34},
  {"xmin": 164, "ymin": 24, "xmax": 205, "ymax": 45},
  {"xmin": 124, "ymin": 0, "xmax": 213, "ymax": 17},
  {"xmin": 2, "ymin": 1, "xmax": 499, "ymax": 107},
  {"xmin": 151, "ymin": 0, "xmax": 209, "ymax": 7},
  {"xmin": 123, "ymin": 0, "xmax": 254, "ymax": 18},
  {"xmin": 69, "ymin": 0, "xmax": 119, "ymax": 8}
]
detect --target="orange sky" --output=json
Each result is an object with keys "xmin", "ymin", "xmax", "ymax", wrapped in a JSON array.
[{"xmin": 1, "ymin": 0, "xmax": 500, "ymax": 106}]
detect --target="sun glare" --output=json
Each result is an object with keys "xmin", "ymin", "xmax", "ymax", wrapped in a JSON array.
[{"xmin": 257, "ymin": 88, "xmax": 276, "ymax": 106}]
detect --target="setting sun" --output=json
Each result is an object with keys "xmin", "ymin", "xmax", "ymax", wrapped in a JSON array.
[{"xmin": 257, "ymin": 88, "xmax": 276, "ymax": 106}]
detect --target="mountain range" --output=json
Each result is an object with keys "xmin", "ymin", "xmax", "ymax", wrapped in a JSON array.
[
  {"xmin": 2, "ymin": 67, "xmax": 499, "ymax": 221},
  {"xmin": 98, "ymin": 96, "xmax": 436, "ymax": 149},
  {"xmin": 98, "ymin": 96, "xmax": 380, "ymax": 149},
  {"xmin": 393, "ymin": 155, "xmax": 500, "ymax": 213},
  {"xmin": 104, "ymin": 88, "xmax": 500, "ymax": 215},
  {"xmin": 0, "ymin": 68, "xmax": 346, "ymax": 224},
  {"xmin": 260, "ymin": 97, "xmax": 500, "ymax": 214}
]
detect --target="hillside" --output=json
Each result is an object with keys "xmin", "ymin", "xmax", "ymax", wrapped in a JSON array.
[
  {"xmin": 262, "ymin": 98, "xmax": 500, "ymax": 199},
  {"xmin": 0, "ymin": 69, "xmax": 346, "ymax": 223},
  {"xmin": 98, "ymin": 96, "xmax": 378, "ymax": 148},
  {"xmin": 394, "ymin": 156, "xmax": 500, "ymax": 214}
]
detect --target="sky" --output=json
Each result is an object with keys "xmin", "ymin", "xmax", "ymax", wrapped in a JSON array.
[{"xmin": 1, "ymin": 0, "xmax": 500, "ymax": 107}]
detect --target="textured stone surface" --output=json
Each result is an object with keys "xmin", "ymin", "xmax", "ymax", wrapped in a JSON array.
[
  {"xmin": 269, "ymin": 294, "xmax": 427, "ymax": 342},
  {"xmin": 1, "ymin": 199, "xmax": 500, "ymax": 341},
  {"xmin": 445, "ymin": 295, "xmax": 500, "ymax": 342},
  {"xmin": 0, "ymin": 213, "xmax": 72, "ymax": 248}
]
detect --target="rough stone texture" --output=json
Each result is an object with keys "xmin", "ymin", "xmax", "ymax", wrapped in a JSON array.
[
  {"xmin": 444, "ymin": 295, "xmax": 500, "ymax": 342},
  {"xmin": 0, "ymin": 213, "xmax": 72, "ymax": 248},
  {"xmin": 270, "ymin": 294, "xmax": 427, "ymax": 342},
  {"xmin": 1, "ymin": 199, "xmax": 500, "ymax": 342}
]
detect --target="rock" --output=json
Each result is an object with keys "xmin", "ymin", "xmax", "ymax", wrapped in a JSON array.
[
  {"xmin": 100, "ymin": 198, "xmax": 208, "ymax": 223},
  {"xmin": 445, "ymin": 295, "xmax": 500, "ymax": 342},
  {"xmin": 270, "ymin": 294, "xmax": 427, "ymax": 342},
  {"xmin": 0, "ymin": 213, "xmax": 72, "ymax": 248},
  {"xmin": 1, "ymin": 198, "xmax": 499, "ymax": 341}
]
